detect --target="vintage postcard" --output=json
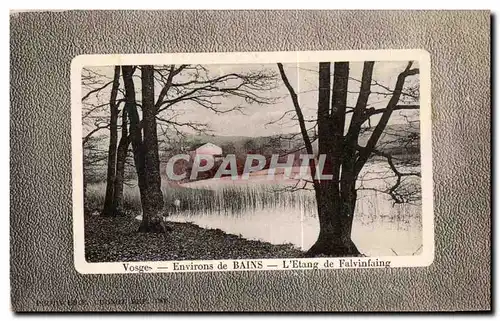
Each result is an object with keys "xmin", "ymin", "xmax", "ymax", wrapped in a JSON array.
[{"xmin": 71, "ymin": 50, "xmax": 433, "ymax": 274}]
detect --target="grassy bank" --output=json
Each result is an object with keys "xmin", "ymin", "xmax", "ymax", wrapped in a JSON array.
[{"xmin": 84, "ymin": 215, "xmax": 304, "ymax": 262}]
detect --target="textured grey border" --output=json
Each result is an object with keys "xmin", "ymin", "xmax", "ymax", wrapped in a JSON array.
[{"xmin": 10, "ymin": 10, "xmax": 491, "ymax": 312}]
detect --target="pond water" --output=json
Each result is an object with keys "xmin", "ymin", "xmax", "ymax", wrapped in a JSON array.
[{"xmin": 163, "ymin": 162, "xmax": 423, "ymax": 256}]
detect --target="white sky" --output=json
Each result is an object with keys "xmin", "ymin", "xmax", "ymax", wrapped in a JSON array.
[{"xmin": 82, "ymin": 61, "xmax": 419, "ymax": 137}]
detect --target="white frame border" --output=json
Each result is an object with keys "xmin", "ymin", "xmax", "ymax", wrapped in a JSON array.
[{"xmin": 71, "ymin": 49, "xmax": 434, "ymax": 274}]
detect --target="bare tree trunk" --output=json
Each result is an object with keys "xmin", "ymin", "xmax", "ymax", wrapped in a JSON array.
[
  {"xmin": 83, "ymin": 171, "xmax": 88, "ymax": 199},
  {"xmin": 101, "ymin": 66, "xmax": 121, "ymax": 216},
  {"xmin": 139, "ymin": 65, "xmax": 165, "ymax": 232},
  {"xmin": 306, "ymin": 62, "xmax": 360, "ymax": 257},
  {"xmin": 111, "ymin": 107, "xmax": 129, "ymax": 216},
  {"xmin": 121, "ymin": 65, "xmax": 148, "ymax": 223},
  {"xmin": 279, "ymin": 60, "xmax": 419, "ymax": 256},
  {"xmin": 338, "ymin": 61, "xmax": 375, "ymax": 254},
  {"xmin": 307, "ymin": 191, "xmax": 358, "ymax": 256},
  {"xmin": 122, "ymin": 65, "xmax": 167, "ymax": 233}
]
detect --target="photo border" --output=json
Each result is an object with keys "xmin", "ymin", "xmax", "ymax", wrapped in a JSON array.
[{"xmin": 71, "ymin": 49, "xmax": 434, "ymax": 275}]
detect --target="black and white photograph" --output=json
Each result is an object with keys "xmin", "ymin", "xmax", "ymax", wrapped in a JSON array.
[
  {"xmin": 72, "ymin": 50, "xmax": 433, "ymax": 273},
  {"xmin": 10, "ymin": 9, "xmax": 491, "ymax": 312}
]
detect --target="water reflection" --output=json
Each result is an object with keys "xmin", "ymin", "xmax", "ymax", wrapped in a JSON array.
[{"xmin": 165, "ymin": 186, "xmax": 422, "ymax": 257}]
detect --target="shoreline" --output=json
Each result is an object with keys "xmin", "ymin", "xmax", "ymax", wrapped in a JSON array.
[{"xmin": 84, "ymin": 215, "xmax": 305, "ymax": 263}]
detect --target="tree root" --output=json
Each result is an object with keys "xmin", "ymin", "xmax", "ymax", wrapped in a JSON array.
[
  {"xmin": 138, "ymin": 217, "xmax": 172, "ymax": 233},
  {"xmin": 305, "ymin": 238, "xmax": 362, "ymax": 257}
]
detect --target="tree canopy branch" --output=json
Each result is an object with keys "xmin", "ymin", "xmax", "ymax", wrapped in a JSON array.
[
  {"xmin": 355, "ymin": 61, "xmax": 420, "ymax": 174},
  {"xmin": 357, "ymin": 145, "xmax": 421, "ymax": 204},
  {"xmin": 81, "ymin": 80, "xmax": 114, "ymax": 102},
  {"xmin": 155, "ymin": 64, "xmax": 188, "ymax": 110},
  {"xmin": 277, "ymin": 62, "xmax": 318, "ymax": 189}
]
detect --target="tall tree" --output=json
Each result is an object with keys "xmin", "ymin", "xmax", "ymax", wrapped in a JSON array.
[
  {"xmin": 121, "ymin": 65, "xmax": 164, "ymax": 232},
  {"xmin": 81, "ymin": 68, "xmax": 121, "ymax": 201},
  {"xmin": 101, "ymin": 66, "xmax": 121, "ymax": 216},
  {"xmin": 139, "ymin": 65, "xmax": 165, "ymax": 231},
  {"xmin": 80, "ymin": 67, "xmax": 133, "ymax": 216},
  {"xmin": 112, "ymin": 106, "xmax": 129, "ymax": 216},
  {"xmin": 116, "ymin": 64, "xmax": 278, "ymax": 232},
  {"xmin": 277, "ymin": 61, "xmax": 420, "ymax": 256}
]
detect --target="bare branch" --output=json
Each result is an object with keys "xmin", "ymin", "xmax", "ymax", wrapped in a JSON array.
[
  {"xmin": 156, "ymin": 115, "xmax": 208, "ymax": 134},
  {"xmin": 155, "ymin": 64, "xmax": 188, "ymax": 110},
  {"xmin": 157, "ymin": 69, "xmax": 278, "ymax": 114},
  {"xmin": 81, "ymin": 80, "xmax": 114, "ymax": 102},
  {"xmin": 82, "ymin": 124, "xmax": 110, "ymax": 146},
  {"xmin": 277, "ymin": 63, "xmax": 318, "ymax": 190},
  {"xmin": 355, "ymin": 61, "xmax": 420, "ymax": 174},
  {"xmin": 358, "ymin": 146, "xmax": 421, "ymax": 204}
]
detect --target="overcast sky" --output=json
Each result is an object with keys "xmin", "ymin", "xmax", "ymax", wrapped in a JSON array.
[{"xmin": 82, "ymin": 61, "xmax": 419, "ymax": 138}]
